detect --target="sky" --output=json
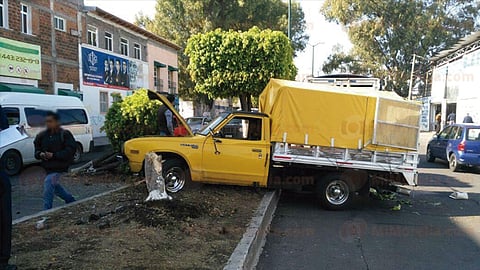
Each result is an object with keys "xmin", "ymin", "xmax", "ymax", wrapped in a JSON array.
[{"xmin": 84, "ymin": 0, "xmax": 351, "ymax": 79}]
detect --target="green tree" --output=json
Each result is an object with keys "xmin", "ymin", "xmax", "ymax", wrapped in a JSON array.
[
  {"xmin": 135, "ymin": 0, "xmax": 307, "ymax": 101},
  {"xmin": 321, "ymin": 0, "xmax": 480, "ymax": 96},
  {"xmin": 101, "ymin": 90, "xmax": 161, "ymax": 151},
  {"xmin": 322, "ymin": 45, "xmax": 372, "ymax": 75},
  {"xmin": 185, "ymin": 27, "xmax": 296, "ymax": 111}
]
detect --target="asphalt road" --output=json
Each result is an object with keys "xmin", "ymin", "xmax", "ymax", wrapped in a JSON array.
[
  {"xmin": 9, "ymin": 145, "xmax": 124, "ymax": 219},
  {"xmin": 258, "ymin": 132, "xmax": 480, "ymax": 270}
]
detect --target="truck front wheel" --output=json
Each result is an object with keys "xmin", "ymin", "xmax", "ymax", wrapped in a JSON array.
[
  {"xmin": 163, "ymin": 159, "xmax": 190, "ymax": 193},
  {"xmin": 316, "ymin": 174, "xmax": 353, "ymax": 210}
]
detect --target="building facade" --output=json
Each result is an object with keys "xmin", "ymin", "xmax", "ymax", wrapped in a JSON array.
[
  {"xmin": 0, "ymin": 0, "xmax": 82, "ymax": 94},
  {"xmin": 430, "ymin": 32, "xmax": 480, "ymax": 130},
  {"xmin": 81, "ymin": 7, "xmax": 180, "ymax": 137}
]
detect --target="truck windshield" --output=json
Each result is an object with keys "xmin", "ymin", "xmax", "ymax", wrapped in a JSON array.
[{"xmin": 197, "ymin": 113, "xmax": 229, "ymax": 135}]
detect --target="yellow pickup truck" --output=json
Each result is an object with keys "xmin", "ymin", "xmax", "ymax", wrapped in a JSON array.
[{"xmin": 124, "ymin": 79, "xmax": 421, "ymax": 209}]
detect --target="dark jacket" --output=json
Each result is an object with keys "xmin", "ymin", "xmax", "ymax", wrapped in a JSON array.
[
  {"xmin": 34, "ymin": 128, "xmax": 76, "ymax": 173},
  {"xmin": 157, "ymin": 105, "xmax": 170, "ymax": 135}
]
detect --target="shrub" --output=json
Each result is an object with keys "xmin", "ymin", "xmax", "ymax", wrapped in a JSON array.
[{"xmin": 102, "ymin": 89, "xmax": 161, "ymax": 151}]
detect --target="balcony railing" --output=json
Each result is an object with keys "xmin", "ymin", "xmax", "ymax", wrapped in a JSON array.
[
  {"xmin": 168, "ymin": 81, "xmax": 177, "ymax": 93},
  {"xmin": 155, "ymin": 79, "xmax": 164, "ymax": 92}
]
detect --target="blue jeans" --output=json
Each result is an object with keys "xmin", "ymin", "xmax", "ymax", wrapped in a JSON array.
[{"xmin": 43, "ymin": 173, "xmax": 75, "ymax": 210}]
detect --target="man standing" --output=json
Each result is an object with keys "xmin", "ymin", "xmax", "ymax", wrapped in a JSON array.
[
  {"xmin": 34, "ymin": 112, "xmax": 76, "ymax": 210},
  {"xmin": 447, "ymin": 112, "xmax": 456, "ymax": 125},
  {"xmin": 0, "ymin": 106, "xmax": 17, "ymax": 270},
  {"xmin": 157, "ymin": 94, "xmax": 176, "ymax": 136},
  {"xmin": 435, "ymin": 112, "xmax": 442, "ymax": 133},
  {"xmin": 463, "ymin": 113, "xmax": 474, "ymax": 123}
]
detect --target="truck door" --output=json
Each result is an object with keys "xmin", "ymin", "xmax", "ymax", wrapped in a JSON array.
[{"xmin": 202, "ymin": 115, "xmax": 270, "ymax": 186}]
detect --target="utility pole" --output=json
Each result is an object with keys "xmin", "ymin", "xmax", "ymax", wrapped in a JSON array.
[
  {"xmin": 288, "ymin": 0, "xmax": 292, "ymax": 40},
  {"xmin": 408, "ymin": 54, "xmax": 416, "ymax": 100},
  {"xmin": 309, "ymin": 42, "xmax": 324, "ymax": 77},
  {"xmin": 408, "ymin": 54, "xmax": 427, "ymax": 100}
]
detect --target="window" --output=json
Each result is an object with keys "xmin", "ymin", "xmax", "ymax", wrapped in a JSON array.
[
  {"xmin": 218, "ymin": 117, "xmax": 262, "ymax": 140},
  {"xmin": 25, "ymin": 108, "xmax": 47, "ymax": 127},
  {"xmin": 120, "ymin": 38, "xmax": 129, "ymax": 56},
  {"xmin": 466, "ymin": 128, "xmax": 480, "ymax": 141},
  {"xmin": 87, "ymin": 26, "xmax": 98, "ymax": 47},
  {"xmin": 3, "ymin": 107, "xmax": 19, "ymax": 125},
  {"xmin": 99, "ymin": 92, "xmax": 108, "ymax": 113},
  {"xmin": 0, "ymin": 0, "xmax": 8, "ymax": 29},
  {"xmin": 57, "ymin": 109, "xmax": 88, "ymax": 125},
  {"xmin": 437, "ymin": 126, "xmax": 450, "ymax": 140},
  {"xmin": 20, "ymin": 4, "xmax": 31, "ymax": 34},
  {"xmin": 54, "ymin": 16, "xmax": 65, "ymax": 31},
  {"xmin": 104, "ymin": 31, "xmax": 113, "ymax": 51},
  {"xmin": 133, "ymin": 43, "xmax": 141, "ymax": 59}
]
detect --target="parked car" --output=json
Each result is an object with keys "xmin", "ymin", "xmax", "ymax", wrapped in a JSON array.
[
  {"xmin": 0, "ymin": 92, "xmax": 94, "ymax": 175},
  {"xmin": 426, "ymin": 124, "xmax": 480, "ymax": 171},
  {"xmin": 186, "ymin": 117, "xmax": 210, "ymax": 133}
]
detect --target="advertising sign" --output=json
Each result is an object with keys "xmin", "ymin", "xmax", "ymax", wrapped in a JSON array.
[
  {"xmin": 0, "ymin": 37, "xmax": 42, "ymax": 80},
  {"xmin": 82, "ymin": 46, "xmax": 131, "ymax": 90}
]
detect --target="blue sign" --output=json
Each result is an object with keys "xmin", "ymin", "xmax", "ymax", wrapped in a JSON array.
[{"xmin": 82, "ymin": 46, "xmax": 130, "ymax": 90}]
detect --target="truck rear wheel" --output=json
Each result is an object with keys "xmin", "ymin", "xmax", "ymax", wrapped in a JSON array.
[
  {"xmin": 316, "ymin": 173, "xmax": 353, "ymax": 210},
  {"xmin": 163, "ymin": 159, "xmax": 190, "ymax": 193}
]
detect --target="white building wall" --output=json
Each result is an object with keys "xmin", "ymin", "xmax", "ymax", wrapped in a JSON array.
[{"xmin": 430, "ymin": 47, "xmax": 480, "ymax": 125}]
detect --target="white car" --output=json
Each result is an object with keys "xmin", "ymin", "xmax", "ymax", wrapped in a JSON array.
[
  {"xmin": 0, "ymin": 92, "xmax": 94, "ymax": 175},
  {"xmin": 186, "ymin": 117, "xmax": 211, "ymax": 133}
]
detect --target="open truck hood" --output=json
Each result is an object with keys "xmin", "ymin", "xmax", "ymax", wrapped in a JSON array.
[{"xmin": 147, "ymin": 90, "xmax": 193, "ymax": 136}]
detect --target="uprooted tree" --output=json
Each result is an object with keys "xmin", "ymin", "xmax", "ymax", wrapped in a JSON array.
[
  {"xmin": 102, "ymin": 90, "xmax": 161, "ymax": 151},
  {"xmin": 185, "ymin": 27, "xmax": 297, "ymax": 111}
]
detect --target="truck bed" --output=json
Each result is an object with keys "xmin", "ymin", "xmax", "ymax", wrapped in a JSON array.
[{"xmin": 271, "ymin": 142, "xmax": 418, "ymax": 186}]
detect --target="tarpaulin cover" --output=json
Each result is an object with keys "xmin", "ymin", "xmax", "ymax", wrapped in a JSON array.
[{"xmin": 259, "ymin": 79, "xmax": 421, "ymax": 152}]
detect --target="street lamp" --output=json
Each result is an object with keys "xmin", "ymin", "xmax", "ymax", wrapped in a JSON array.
[
  {"xmin": 288, "ymin": 0, "xmax": 292, "ymax": 40},
  {"xmin": 408, "ymin": 54, "xmax": 427, "ymax": 100},
  {"xmin": 309, "ymin": 41, "xmax": 324, "ymax": 77}
]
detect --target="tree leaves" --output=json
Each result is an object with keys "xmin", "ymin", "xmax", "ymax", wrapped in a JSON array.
[
  {"xmin": 134, "ymin": 0, "xmax": 308, "ymax": 101},
  {"xmin": 101, "ymin": 90, "xmax": 161, "ymax": 151},
  {"xmin": 185, "ymin": 27, "xmax": 296, "ymax": 111},
  {"xmin": 321, "ymin": 0, "xmax": 480, "ymax": 96}
]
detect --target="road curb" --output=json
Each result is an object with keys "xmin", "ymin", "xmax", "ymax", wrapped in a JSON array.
[
  {"xmin": 224, "ymin": 189, "xmax": 280, "ymax": 270},
  {"xmin": 12, "ymin": 184, "xmax": 131, "ymax": 225}
]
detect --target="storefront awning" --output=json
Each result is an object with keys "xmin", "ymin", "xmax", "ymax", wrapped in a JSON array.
[
  {"xmin": 0, "ymin": 83, "xmax": 45, "ymax": 94},
  {"xmin": 58, "ymin": 89, "xmax": 83, "ymax": 100},
  {"xmin": 168, "ymin": 65, "xmax": 179, "ymax": 72},
  {"xmin": 154, "ymin": 61, "xmax": 167, "ymax": 68}
]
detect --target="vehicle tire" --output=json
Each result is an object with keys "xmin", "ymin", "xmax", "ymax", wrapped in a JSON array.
[
  {"xmin": 426, "ymin": 147, "xmax": 435, "ymax": 163},
  {"xmin": 73, "ymin": 143, "xmax": 83, "ymax": 164},
  {"xmin": 163, "ymin": 159, "xmax": 190, "ymax": 193},
  {"xmin": 449, "ymin": 154, "xmax": 461, "ymax": 172},
  {"xmin": 0, "ymin": 150, "xmax": 22, "ymax": 176},
  {"xmin": 316, "ymin": 173, "xmax": 353, "ymax": 210}
]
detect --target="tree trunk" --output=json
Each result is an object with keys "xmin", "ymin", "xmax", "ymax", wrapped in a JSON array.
[{"xmin": 239, "ymin": 94, "xmax": 252, "ymax": 112}]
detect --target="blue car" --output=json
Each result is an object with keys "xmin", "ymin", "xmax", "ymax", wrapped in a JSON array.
[{"xmin": 426, "ymin": 124, "xmax": 480, "ymax": 172}]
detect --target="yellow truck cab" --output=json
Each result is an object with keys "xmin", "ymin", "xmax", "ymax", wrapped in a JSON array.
[{"xmin": 124, "ymin": 79, "xmax": 421, "ymax": 210}]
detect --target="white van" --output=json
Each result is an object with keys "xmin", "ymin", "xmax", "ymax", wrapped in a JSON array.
[{"xmin": 0, "ymin": 92, "xmax": 94, "ymax": 175}]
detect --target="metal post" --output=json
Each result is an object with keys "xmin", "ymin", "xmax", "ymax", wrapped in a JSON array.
[
  {"xmin": 408, "ymin": 54, "xmax": 416, "ymax": 100},
  {"xmin": 312, "ymin": 45, "xmax": 315, "ymax": 77},
  {"xmin": 287, "ymin": 0, "xmax": 292, "ymax": 40}
]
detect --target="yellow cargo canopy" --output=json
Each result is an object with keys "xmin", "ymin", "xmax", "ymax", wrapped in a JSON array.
[{"xmin": 259, "ymin": 79, "xmax": 421, "ymax": 152}]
